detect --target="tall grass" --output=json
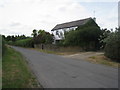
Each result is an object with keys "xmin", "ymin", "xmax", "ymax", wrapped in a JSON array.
[{"xmin": 2, "ymin": 46, "xmax": 40, "ymax": 88}]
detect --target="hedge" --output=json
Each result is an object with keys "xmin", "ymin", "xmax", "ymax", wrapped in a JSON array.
[{"xmin": 104, "ymin": 31, "xmax": 120, "ymax": 61}]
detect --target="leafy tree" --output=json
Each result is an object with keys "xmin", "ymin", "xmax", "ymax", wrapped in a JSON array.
[
  {"xmin": 2, "ymin": 35, "xmax": 5, "ymax": 39},
  {"xmin": 33, "ymin": 30, "xmax": 53, "ymax": 44},
  {"xmin": 6, "ymin": 35, "xmax": 12, "ymax": 41},
  {"xmin": 64, "ymin": 19, "xmax": 102, "ymax": 51},
  {"xmin": 11, "ymin": 35, "xmax": 16, "ymax": 42},
  {"xmin": 38, "ymin": 30, "xmax": 45, "ymax": 35},
  {"xmin": 31, "ymin": 29, "xmax": 37, "ymax": 37},
  {"xmin": 104, "ymin": 27, "xmax": 120, "ymax": 61},
  {"xmin": 99, "ymin": 28, "xmax": 111, "ymax": 49},
  {"xmin": 45, "ymin": 32, "xmax": 54, "ymax": 44}
]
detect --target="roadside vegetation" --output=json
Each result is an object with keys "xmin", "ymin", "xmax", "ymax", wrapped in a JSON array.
[
  {"xmin": 31, "ymin": 29, "xmax": 53, "ymax": 44},
  {"xmin": 63, "ymin": 19, "xmax": 102, "ymax": 51},
  {"xmin": 103, "ymin": 28, "xmax": 120, "ymax": 62},
  {"xmin": 2, "ymin": 19, "xmax": 120, "ymax": 66},
  {"xmin": 13, "ymin": 38, "xmax": 34, "ymax": 48},
  {"xmin": 1, "ymin": 17, "xmax": 119, "ymax": 89},
  {"xmin": 2, "ymin": 46, "xmax": 40, "ymax": 88}
]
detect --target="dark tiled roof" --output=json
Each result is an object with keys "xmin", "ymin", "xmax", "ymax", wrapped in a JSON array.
[{"xmin": 51, "ymin": 17, "xmax": 92, "ymax": 31}]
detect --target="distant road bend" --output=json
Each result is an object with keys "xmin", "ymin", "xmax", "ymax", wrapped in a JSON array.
[{"xmin": 12, "ymin": 46, "xmax": 118, "ymax": 88}]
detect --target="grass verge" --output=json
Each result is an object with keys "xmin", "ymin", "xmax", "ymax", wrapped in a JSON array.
[
  {"xmin": 2, "ymin": 46, "xmax": 40, "ymax": 88},
  {"xmin": 88, "ymin": 54, "xmax": 119, "ymax": 68}
]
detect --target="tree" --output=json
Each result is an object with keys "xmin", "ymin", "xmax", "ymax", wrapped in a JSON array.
[
  {"xmin": 99, "ymin": 28, "xmax": 111, "ymax": 49},
  {"xmin": 45, "ymin": 32, "xmax": 53, "ymax": 44},
  {"xmin": 11, "ymin": 35, "xmax": 16, "ymax": 42},
  {"xmin": 31, "ymin": 29, "xmax": 37, "ymax": 37},
  {"xmin": 64, "ymin": 19, "xmax": 102, "ymax": 51},
  {"xmin": 104, "ymin": 27, "xmax": 120, "ymax": 61},
  {"xmin": 2, "ymin": 35, "xmax": 5, "ymax": 39},
  {"xmin": 38, "ymin": 30, "xmax": 45, "ymax": 35},
  {"xmin": 33, "ymin": 30, "xmax": 53, "ymax": 44},
  {"xmin": 6, "ymin": 35, "xmax": 12, "ymax": 41}
]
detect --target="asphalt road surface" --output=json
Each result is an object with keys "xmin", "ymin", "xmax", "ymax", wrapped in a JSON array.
[{"xmin": 12, "ymin": 46, "xmax": 118, "ymax": 88}]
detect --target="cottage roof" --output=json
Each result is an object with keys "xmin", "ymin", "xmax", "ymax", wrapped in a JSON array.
[{"xmin": 51, "ymin": 17, "xmax": 92, "ymax": 31}]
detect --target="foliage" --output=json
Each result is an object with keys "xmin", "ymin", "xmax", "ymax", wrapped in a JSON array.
[
  {"xmin": 64, "ymin": 19, "xmax": 102, "ymax": 51},
  {"xmin": 5, "ymin": 35, "xmax": 28, "ymax": 42},
  {"xmin": 31, "ymin": 29, "xmax": 37, "ymax": 38},
  {"xmin": 3, "ymin": 34, "xmax": 33, "ymax": 48},
  {"xmin": 14, "ymin": 38, "xmax": 34, "ymax": 48},
  {"xmin": 99, "ymin": 28, "xmax": 111, "ymax": 49},
  {"xmin": 7, "ymin": 41, "xmax": 14, "ymax": 45},
  {"xmin": 104, "ymin": 27, "xmax": 120, "ymax": 61},
  {"xmin": 33, "ymin": 29, "xmax": 53, "ymax": 44}
]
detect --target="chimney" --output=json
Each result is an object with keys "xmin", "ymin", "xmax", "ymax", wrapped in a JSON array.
[{"xmin": 93, "ymin": 17, "xmax": 96, "ymax": 22}]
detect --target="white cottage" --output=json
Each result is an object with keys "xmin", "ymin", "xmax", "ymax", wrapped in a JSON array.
[{"xmin": 51, "ymin": 17, "xmax": 96, "ymax": 44}]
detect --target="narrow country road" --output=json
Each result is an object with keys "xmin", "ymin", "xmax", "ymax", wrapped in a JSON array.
[{"xmin": 12, "ymin": 46, "xmax": 118, "ymax": 88}]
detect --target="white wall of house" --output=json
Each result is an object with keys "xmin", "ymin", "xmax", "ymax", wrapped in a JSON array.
[{"xmin": 52, "ymin": 26, "xmax": 78, "ymax": 41}]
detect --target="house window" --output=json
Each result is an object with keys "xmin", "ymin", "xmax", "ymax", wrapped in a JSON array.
[{"xmin": 56, "ymin": 30, "xmax": 59, "ymax": 35}]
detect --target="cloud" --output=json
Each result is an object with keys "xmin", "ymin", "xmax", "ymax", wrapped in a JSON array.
[
  {"xmin": 76, "ymin": 0, "xmax": 119, "ymax": 2},
  {"xmin": 0, "ymin": 0, "xmax": 118, "ymax": 36},
  {"xmin": 0, "ymin": 0, "xmax": 90, "ymax": 36},
  {"xmin": 10, "ymin": 22, "xmax": 21, "ymax": 27}
]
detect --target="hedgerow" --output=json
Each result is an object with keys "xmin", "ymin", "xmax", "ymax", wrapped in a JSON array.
[
  {"xmin": 14, "ymin": 38, "xmax": 34, "ymax": 48},
  {"xmin": 104, "ymin": 28, "xmax": 120, "ymax": 61}
]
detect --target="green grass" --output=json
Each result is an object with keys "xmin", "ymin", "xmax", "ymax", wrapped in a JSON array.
[{"xmin": 2, "ymin": 46, "xmax": 40, "ymax": 88}]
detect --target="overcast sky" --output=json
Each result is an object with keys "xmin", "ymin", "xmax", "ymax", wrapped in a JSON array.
[{"xmin": 0, "ymin": 0, "xmax": 119, "ymax": 36}]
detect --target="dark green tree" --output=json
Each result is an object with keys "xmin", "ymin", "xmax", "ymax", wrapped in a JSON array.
[
  {"xmin": 33, "ymin": 30, "xmax": 53, "ymax": 44},
  {"xmin": 104, "ymin": 27, "xmax": 120, "ymax": 61},
  {"xmin": 64, "ymin": 19, "xmax": 102, "ymax": 51},
  {"xmin": 31, "ymin": 29, "xmax": 37, "ymax": 37}
]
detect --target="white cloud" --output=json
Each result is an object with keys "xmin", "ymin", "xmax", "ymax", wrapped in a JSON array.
[
  {"xmin": 0, "ymin": 0, "xmax": 118, "ymax": 36},
  {"xmin": 75, "ymin": 0, "xmax": 119, "ymax": 2},
  {"xmin": 0, "ymin": 0, "xmax": 91, "ymax": 36}
]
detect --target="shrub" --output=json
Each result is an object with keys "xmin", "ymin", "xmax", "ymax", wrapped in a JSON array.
[
  {"xmin": 7, "ymin": 41, "xmax": 14, "ymax": 45},
  {"xmin": 104, "ymin": 28, "xmax": 120, "ymax": 61},
  {"xmin": 14, "ymin": 38, "xmax": 34, "ymax": 48},
  {"xmin": 33, "ymin": 30, "xmax": 53, "ymax": 44},
  {"xmin": 64, "ymin": 19, "xmax": 102, "ymax": 51}
]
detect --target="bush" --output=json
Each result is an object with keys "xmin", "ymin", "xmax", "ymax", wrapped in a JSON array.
[
  {"xmin": 64, "ymin": 19, "xmax": 102, "ymax": 51},
  {"xmin": 33, "ymin": 30, "xmax": 53, "ymax": 44},
  {"xmin": 14, "ymin": 38, "xmax": 34, "ymax": 48},
  {"xmin": 104, "ymin": 29, "xmax": 120, "ymax": 61},
  {"xmin": 7, "ymin": 41, "xmax": 14, "ymax": 45}
]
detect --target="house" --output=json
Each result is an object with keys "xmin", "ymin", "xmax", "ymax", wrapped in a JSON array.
[{"xmin": 51, "ymin": 17, "xmax": 96, "ymax": 44}]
